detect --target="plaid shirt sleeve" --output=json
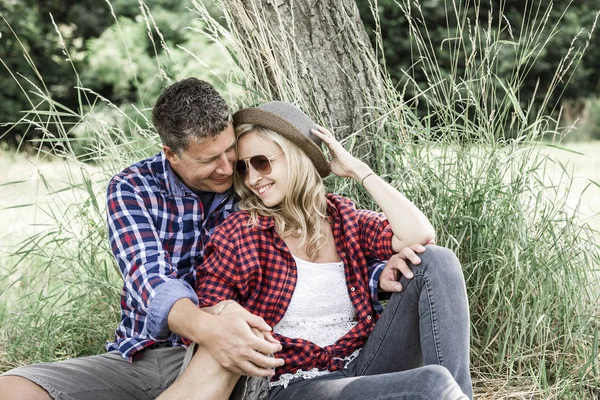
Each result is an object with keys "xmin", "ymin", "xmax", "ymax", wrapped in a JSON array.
[
  {"xmin": 196, "ymin": 220, "xmax": 243, "ymax": 307},
  {"xmin": 356, "ymin": 208, "xmax": 395, "ymax": 313},
  {"xmin": 366, "ymin": 258, "xmax": 386, "ymax": 313},
  {"xmin": 106, "ymin": 176, "xmax": 198, "ymax": 341},
  {"xmin": 356, "ymin": 209, "xmax": 395, "ymax": 260}
]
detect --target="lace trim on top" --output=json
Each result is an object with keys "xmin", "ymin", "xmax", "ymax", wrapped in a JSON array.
[
  {"xmin": 273, "ymin": 256, "xmax": 358, "ymax": 348},
  {"xmin": 270, "ymin": 349, "xmax": 361, "ymax": 389}
]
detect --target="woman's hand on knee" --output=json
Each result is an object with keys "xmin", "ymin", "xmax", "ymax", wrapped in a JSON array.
[{"xmin": 379, "ymin": 240, "xmax": 435, "ymax": 292}]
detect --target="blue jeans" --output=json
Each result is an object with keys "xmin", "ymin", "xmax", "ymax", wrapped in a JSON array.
[{"xmin": 269, "ymin": 246, "xmax": 473, "ymax": 400}]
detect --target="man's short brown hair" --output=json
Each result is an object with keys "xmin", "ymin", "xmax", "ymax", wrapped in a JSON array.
[{"xmin": 152, "ymin": 78, "xmax": 232, "ymax": 154}]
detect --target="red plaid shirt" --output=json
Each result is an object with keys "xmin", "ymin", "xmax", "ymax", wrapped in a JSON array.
[{"xmin": 196, "ymin": 194, "xmax": 395, "ymax": 378}]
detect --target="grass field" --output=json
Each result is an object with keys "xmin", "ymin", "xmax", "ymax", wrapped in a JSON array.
[
  {"xmin": 0, "ymin": 153, "xmax": 97, "ymax": 239},
  {"xmin": 1, "ymin": 141, "xmax": 598, "ymax": 301},
  {"xmin": 1, "ymin": 140, "xmax": 598, "ymax": 309},
  {"xmin": 2, "ymin": 141, "xmax": 598, "ymax": 249},
  {"xmin": 0, "ymin": 141, "xmax": 598, "ymax": 397}
]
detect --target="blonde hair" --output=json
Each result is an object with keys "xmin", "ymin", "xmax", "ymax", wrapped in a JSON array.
[{"xmin": 234, "ymin": 123, "xmax": 328, "ymax": 260}]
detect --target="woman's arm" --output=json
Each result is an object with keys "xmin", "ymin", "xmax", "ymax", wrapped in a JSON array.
[
  {"xmin": 192, "ymin": 226, "xmax": 284, "ymax": 376},
  {"xmin": 312, "ymin": 127, "xmax": 435, "ymax": 252},
  {"xmin": 359, "ymin": 170, "xmax": 435, "ymax": 251}
]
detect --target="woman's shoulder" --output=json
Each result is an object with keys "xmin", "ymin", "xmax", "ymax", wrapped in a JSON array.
[
  {"xmin": 213, "ymin": 210, "xmax": 252, "ymax": 237},
  {"xmin": 326, "ymin": 193, "xmax": 357, "ymax": 210}
]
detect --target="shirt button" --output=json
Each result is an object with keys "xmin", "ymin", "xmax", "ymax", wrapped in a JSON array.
[
  {"xmin": 350, "ymin": 287, "xmax": 356, "ymax": 292},
  {"xmin": 367, "ymin": 315, "xmax": 372, "ymax": 321}
]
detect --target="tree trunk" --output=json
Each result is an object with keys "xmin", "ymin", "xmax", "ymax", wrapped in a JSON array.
[{"xmin": 221, "ymin": 0, "xmax": 385, "ymax": 146}]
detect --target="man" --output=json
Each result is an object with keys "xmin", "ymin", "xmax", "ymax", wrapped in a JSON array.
[{"xmin": 0, "ymin": 78, "xmax": 423, "ymax": 400}]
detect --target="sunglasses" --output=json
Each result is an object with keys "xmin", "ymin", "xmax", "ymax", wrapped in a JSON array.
[{"xmin": 235, "ymin": 152, "xmax": 283, "ymax": 179}]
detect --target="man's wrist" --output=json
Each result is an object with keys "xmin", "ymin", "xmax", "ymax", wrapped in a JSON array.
[
  {"xmin": 168, "ymin": 298, "xmax": 212, "ymax": 344},
  {"xmin": 212, "ymin": 300, "xmax": 235, "ymax": 315},
  {"xmin": 147, "ymin": 279, "xmax": 199, "ymax": 340}
]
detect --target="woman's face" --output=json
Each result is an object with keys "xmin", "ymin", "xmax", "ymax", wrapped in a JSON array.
[{"xmin": 236, "ymin": 131, "xmax": 288, "ymax": 207}]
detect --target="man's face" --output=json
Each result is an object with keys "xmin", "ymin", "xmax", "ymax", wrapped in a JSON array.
[{"xmin": 164, "ymin": 124, "xmax": 236, "ymax": 193}]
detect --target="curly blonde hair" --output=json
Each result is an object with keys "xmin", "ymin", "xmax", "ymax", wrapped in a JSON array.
[{"xmin": 234, "ymin": 123, "xmax": 328, "ymax": 260}]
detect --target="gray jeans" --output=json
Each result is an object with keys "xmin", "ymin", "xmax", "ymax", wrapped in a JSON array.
[{"xmin": 269, "ymin": 245, "xmax": 473, "ymax": 400}]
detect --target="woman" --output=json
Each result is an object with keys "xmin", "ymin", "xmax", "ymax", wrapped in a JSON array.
[{"xmin": 196, "ymin": 101, "xmax": 472, "ymax": 399}]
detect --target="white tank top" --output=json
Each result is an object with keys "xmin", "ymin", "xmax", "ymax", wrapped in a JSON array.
[
  {"xmin": 270, "ymin": 256, "xmax": 360, "ymax": 388},
  {"xmin": 273, "ymin": 255, "xmax": 358, "ymax": 347}
]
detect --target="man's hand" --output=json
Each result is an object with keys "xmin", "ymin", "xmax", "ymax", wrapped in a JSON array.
[
  {"xmin": 379, "ymin": 241, "xmax": 434, "ymax": 292},
  {"xmin": 168, "ymin": 298, "xmax": 284, "ymax": 377},
  {"xmin": 200, "ymin": 301, "xmax": 284, "ymax": 377}
]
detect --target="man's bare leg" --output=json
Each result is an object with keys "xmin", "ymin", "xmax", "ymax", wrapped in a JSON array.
[
  {"xmin": 158, "ymin": 345, "xmax": 240, "ymax": 400},
  {"xmin": 0, "ymin": 376, "xmax": 53, "ymax": 400}
]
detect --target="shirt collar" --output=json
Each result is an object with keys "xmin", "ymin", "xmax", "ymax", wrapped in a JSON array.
[
  {"xmin": 163, "ymin": 157, "xmax": 191, "ymax": 197},
  {"xmin": 254, "ymin": 214, "xmax": 276, "ymax": 231},
  {"xmin": 152, "ymin": 151, "xmax": 186, "ymax": 197}
]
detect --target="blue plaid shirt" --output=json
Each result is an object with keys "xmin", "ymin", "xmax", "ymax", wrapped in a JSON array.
[{"xmin": 105, "ymin": 152, "xmax": 386, "ymax": 361}]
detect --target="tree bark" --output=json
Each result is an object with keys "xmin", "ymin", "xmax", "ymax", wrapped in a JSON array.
[{"xmin": 222, "ymin": 0, "xmax": 385, "ymax": 145}]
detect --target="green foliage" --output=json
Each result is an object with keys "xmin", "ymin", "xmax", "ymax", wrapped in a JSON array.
[
  {"xmin": 81, "ymin": 13, "xmax": 238, "ymax": 106},
  {"xmin": 0, "ymin": 0, "xmax": 229, "ymax": 151},
  {"xmin": 356, "ymin": 0, "xmax": 600, "ymax": 136},
  {"xmin": 0, "ymin": 0, "xmax": 109, "ymax": 149}
]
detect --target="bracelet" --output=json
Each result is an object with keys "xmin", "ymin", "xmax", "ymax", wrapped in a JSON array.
[
  {"xmin": 213, "ymin": 300, "xmax": 234, "ymax": 316},
  {"xmin": 361, "ymin": 172, "xmax": 375, "ymax": 186}
]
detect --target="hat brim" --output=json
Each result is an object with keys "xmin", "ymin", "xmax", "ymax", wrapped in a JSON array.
[{"xmin": 233, "ymin": 108, "xmax": 331, "ymax": 178}]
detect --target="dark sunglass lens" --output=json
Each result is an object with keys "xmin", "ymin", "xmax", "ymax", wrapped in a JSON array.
[
  {"xmin": 235, "ymin": 160, "xmax": 248, "ymax": 178},
  {"xmin": 250, "ymin": 155, "xmax": 272, "ymax": 175}
]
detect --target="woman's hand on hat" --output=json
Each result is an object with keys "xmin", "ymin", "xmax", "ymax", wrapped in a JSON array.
[{"xmin": 311, "ymin": 126, "xmax": 371, "ymax": 180}]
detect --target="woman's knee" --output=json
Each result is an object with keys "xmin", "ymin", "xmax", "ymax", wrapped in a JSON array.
[
  {"xmin": 416, "ymin": 365, "xmax": 467, "ymax": 399},
  {"xmin": 413, "ymin": 246, "xmax": 464, "ymax": 282}
]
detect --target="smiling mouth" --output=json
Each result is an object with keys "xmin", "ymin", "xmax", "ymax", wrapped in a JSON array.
[
  {"xmin": 257, "ymin": 183, "xmax": 273, "ymax": 195},
  {"xmin": 212, "ymin": 177, "xmax": 231, "ymax": 183}
]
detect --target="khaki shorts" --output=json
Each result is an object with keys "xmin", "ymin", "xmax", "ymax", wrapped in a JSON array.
[
  {"xmin": 1, "ymin": 346, "xmax": 186, "ymax": 400},
  {"xmin": 3, "ymin": 345, "xmax": 266, "ymax": 400}
]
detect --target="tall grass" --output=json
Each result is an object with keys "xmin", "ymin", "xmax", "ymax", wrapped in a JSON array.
[{"xmin": 1, "ymin": 0, "xmax": 599, "ymax": 398}]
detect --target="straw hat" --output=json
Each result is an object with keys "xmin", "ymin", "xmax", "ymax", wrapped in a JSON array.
[{"xmin": 233, "ymin": 101, "xmax": 330, "ymax": 178}]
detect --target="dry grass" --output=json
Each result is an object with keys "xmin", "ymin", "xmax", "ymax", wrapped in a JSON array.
[
  {"xmin": 542, "ymin": 141, "xmax": 600, "ymax": 236},
  {"xmin": 0, "ymin": 153, "xmax": 102, "ymax": 240}
]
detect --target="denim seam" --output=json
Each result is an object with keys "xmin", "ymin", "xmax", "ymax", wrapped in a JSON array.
[
  {"xmin": 423, "ymin": 273, "xmax": 443, "ymax": 366},
  {"xmin": 156, "ymin": 349, "xmax": 165, "ymax": 389}
]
